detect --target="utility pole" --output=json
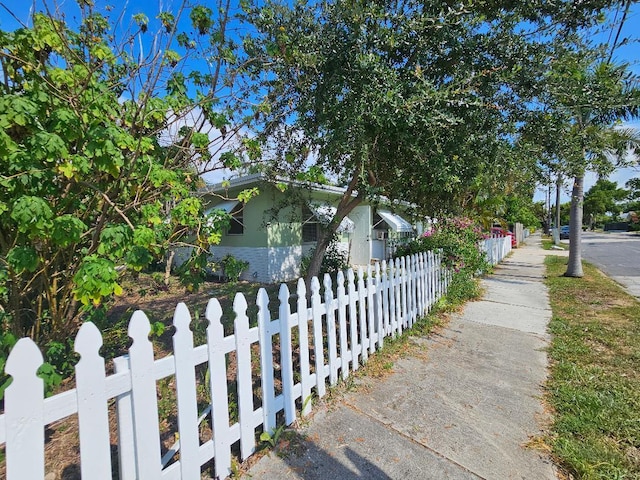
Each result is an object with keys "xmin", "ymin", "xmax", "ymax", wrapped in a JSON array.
[{"xmin": 554, "ymin": 173, "xmax": 562, "ymax": 245}]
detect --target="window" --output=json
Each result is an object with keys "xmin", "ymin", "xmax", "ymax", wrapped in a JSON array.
[
  {"xmin": 302, "ymin": 206, "xmax": 319, "ymax": 242},
  {"xmin": 228, "ymin": 203, "xmax": 244, "ymax": 235}
]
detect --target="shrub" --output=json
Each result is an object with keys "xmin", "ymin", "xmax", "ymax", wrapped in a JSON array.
[
  {"xmin": 301, "ymin": 241, "xmax": 350, "ymax": 277},
  {"xmin": 394, "ymin": 216, "xmax": 489, "ymax": 278},
  {"xmin": 220, "ymin": 254, "xmax": 249, "ymax": 283}
]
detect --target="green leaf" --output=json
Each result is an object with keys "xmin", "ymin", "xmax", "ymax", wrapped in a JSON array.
[
  {"xmin": 190, "ymin": 6, "xmax": 213, "ymax": 35},
  {"xmin": 133, "ymin": 13, "xmax": 149, "ymax": 32},
  {"xmin": 10, "ymin": 196, "xmax": 54, "ymax": 237},
  {"xmin": 51, "ymin": 215, "xmax": 87, "ymax": 247},
  {"xmin": 220, "ymin": 151, "xmax": 241, "ymax": 170},
  {"xmin": 98, "ymin": 224, "xmax": 133, "ymax": 260},
  {"xmin": 126, "ymin": 245, "xmax": 153, "ymax": 270},
  {"xmin": 7, "ymin": 246, "xmax": 39, "ymax": 273},
  {"xmin": 73, "ymin": 255, "xmax": 121, "ymax": 306},
  {"xmin": 133, "ymin": 226, "xmax": 157, "ymax": 248}
]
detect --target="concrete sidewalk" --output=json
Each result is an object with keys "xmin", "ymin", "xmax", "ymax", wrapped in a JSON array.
[{"xmin": 244, "ymin": 235, "xmax": 558, "ymax": 480}]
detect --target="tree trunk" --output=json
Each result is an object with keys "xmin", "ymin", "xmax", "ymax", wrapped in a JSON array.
[
  {"xmin": 305, "ymin": 198, "xmax": 363, "ymax": 281},
  {"xmin": 565, "ymin": 174, "xmax": 584, "ymax": 277},
  {"xmin": 165, "ymin": 250, "xmax": 176, "ymax": 286},
  {"xmin": 554, "ymin": 174, "xmax": 562, "ymax": 245},
  {"xmin": 305, "ymin": 228, "xmax": 335, "ymax": 281}
]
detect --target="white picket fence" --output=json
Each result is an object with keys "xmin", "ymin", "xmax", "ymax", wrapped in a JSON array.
[
  {"xmin": 0, "ymin": 239, "xmax": 511, "ymax": 480},
  {"xmin": 481, "ymin": 234, "xmax": 512, "ymax": 265}
]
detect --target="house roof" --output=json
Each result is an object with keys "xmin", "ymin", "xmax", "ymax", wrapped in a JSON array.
[
  {"xmin": 202, "ymin": 173, "xmax": 353, "ymax": 198},
  {"xmin": 201, "ymin": 173, "xmax": 419, "ymax": 220}
]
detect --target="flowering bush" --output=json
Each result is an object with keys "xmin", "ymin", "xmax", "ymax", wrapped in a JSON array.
[{"xmin": 394, "ymin": 217, "xmax": 489, "ymax": 278}]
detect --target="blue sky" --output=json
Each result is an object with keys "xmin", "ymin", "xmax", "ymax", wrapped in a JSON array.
[{"xmin": 2, "ymin": 1, "xmax": 639, "ymax": 199}]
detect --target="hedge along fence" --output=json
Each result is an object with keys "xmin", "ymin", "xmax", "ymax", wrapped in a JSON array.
[{"xmin": 0, "ymin": 238, "xmax": 511, "ymax": 479}]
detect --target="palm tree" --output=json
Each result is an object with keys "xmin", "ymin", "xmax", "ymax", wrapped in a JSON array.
[{"xmin": 544, "ymin": 58, "xmax": 640, "ymax": 276}]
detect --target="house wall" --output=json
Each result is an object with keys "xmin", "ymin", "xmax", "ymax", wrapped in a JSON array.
[
  {"xmin": 203, "ymin": 182, "xmax": 412, "ymax": 282},
  {"xmin": 208, "ymin": 245, "xmax": 302, "ymax": 283},
  {"xmin": 348, "ymin": 205, "xmax": 372, "ymax": 266}
]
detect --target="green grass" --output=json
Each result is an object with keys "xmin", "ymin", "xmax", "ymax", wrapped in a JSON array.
[
  {"xmin": 544, "ymin": 256, "xmax": 640, "ymax": 479},
  {"xmin": 541, "ymin": 237, "xmax": 569, "ymax": 250}
]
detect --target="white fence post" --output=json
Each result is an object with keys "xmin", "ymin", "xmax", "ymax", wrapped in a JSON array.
[
  {"xmin": 401, "ymin": 257, "xmax": 409, "ymax": 329},
  {"xmin": 417, "ymin": 253, "xmax": 424, "ymax": 315},
  {"xmin": 75, "ymin": 322, "xmax": 112, "ymax": 480},
  {"xmin": 381, "ymin": 260, "xmax": 390, "ymax": 337},
  {"xmin": 375, "ymin": 262, "xmax": 384, "ymax": 349},
  {"xmin": 5, "ymin": 338, "xmax": 44, "ymax": 480},
  {"xmin": 395, "ymin": 257, "xmax": 403, "ymax": 334},
  {"xmin": 205, "ymin": 298, "xmax": 232, "ymax": 479},
  {"xmin": 388, "ymin": 260, "xmax": 397, "ymax": 336}
]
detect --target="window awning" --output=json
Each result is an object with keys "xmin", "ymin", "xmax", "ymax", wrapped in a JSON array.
[
  {"xmin": 205, "ymin": 200, "xmax": 239, "ymax": 214},
  {"xmin": 308, "ymin": 204, "xmax": 356, "ymax": 234},
  {"xmin": 377, "ymin": 210, "xmax": 413, "ymax": 233}
]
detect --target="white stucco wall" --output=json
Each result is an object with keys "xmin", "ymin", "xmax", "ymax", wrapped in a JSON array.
[
  {"xmin": 210, "ymin": 245, "xmax": 302, "ymax": 283},
  {"xmin": 348, "ymin": 205, "xmax": 372, "ymax": 266}
]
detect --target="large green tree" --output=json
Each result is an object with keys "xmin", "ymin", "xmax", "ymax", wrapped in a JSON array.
[
  {"xmin": 0, "ymin": 1, "xmax": 254, "ymax": 343},
  {"xmin": 243, "ymin": 0, "xmax": 625, "ymax": 279},
  {"xmin": 583, "ymin": 178, "xmax": 628, "ymax": 225},
  {"xmin": 245, "ymin": 0, "xmax": 584, "ymax": 276}
]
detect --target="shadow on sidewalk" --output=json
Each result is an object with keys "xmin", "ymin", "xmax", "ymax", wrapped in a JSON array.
[{"xmin": 268, "ymin": 440, "xmax": 391, "ymax": 479}]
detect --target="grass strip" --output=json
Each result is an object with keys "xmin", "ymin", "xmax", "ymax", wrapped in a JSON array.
[{"xmin": 544, "ymin": 255, "xmax": 640, "ymax": 479}]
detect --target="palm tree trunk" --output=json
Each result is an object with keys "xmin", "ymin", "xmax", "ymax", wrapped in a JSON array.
[
  {"xmin": 565, "ymin": 174, "xmax": 584, "ymax": 277},
  {"xmin": 554, "ymin": 173, "xmax": 562, "ymax": 245}
]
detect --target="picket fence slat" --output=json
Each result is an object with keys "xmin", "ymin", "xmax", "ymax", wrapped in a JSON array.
[
  {"xmin": 347, "ymin": 269, "xmax": 359, "ymax": 371},
  {"xmin": 128, "ymin": 311, "xmax": 163, "ymax": 479},
  {"xmin": 0, "ymin": 244, "xmax": 513, "ymax": 480},
  {"xmin": 257, "ymin": 287, "xmax": 276, "ymax": 435},
  {"xmin": 235, "ymin": 293, "xmax": 258, "ymax": 460},
  {"xmin": 324, "ymin": 274, "xmax": 339, "ymax": 386},
  {"xmin": 114, "ymin": 356, "xmax": 136, "ymax": 480},
  {"xmin": 206, "ymin": 297, "xmax": 232, "ymax": 479},
  {"xmin": 310, "ymin": 277, "xmax": 327, "ymax": 399},
  {"xmin": 279, "ymin": 284, "xmax": 296, "ymax": 427},
  {"xmin": 172, "ymin": 303, "xmax": 200, "ymax": 479},
  {"xmin": 336, "ymin": 271, "xmax": 349, "ymax": 380},
  {"xmin": 5, "ymin": 338, "xmax": 45, "ymax": 480},
  {"xmin": 75, "ymin": 322, "xmax": 113, "ymax": 480},
  {"xmin": 366, "ymin": 265, "xmax": 376, "ymax": 355},
  {"xmin": 357, "ymin": 267, "xmax": 368, "ymax": 364},
  {"xmin": 297, "ymin": 279, "xmax": 313, "ymax": 416}
]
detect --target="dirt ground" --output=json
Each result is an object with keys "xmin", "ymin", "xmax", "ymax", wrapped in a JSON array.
[{"xmin": 2, "ymin": 274, "xmax": 291, "ymax": 480}]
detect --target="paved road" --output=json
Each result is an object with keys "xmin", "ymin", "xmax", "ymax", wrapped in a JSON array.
[{"xmin": 579, "ymin": 231, "xmax": 640, "ymax": 298}]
